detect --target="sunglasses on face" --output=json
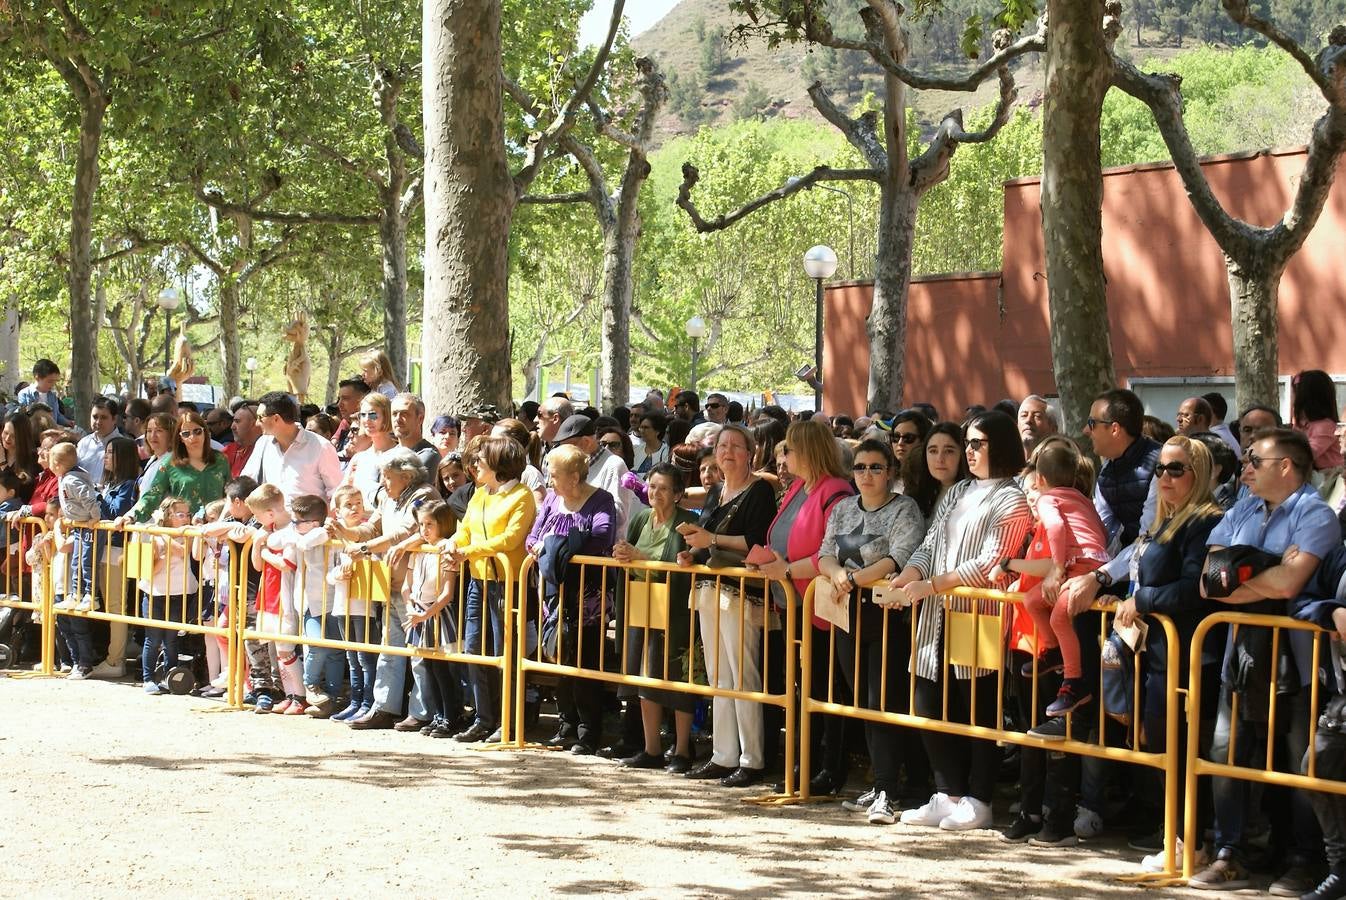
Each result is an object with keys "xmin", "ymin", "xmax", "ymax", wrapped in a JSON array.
[
  {"xmin": 892, "ymin": 432, "xmax": 920, "ymax": 445},
  {"xmin": 179, "ymin": 427, "xmax": 204, "ymax": 439},
  {"xmin": 705, "ymin": 402, "xmax": 724, "ymax": 409},
  {"xmin": 852, "ymin": 463, "xmax": 887, "ymax": 474},
  {"xmin": 966, "ymin": 438, "xmax": 990, "ymax": 452},
  {"xmin": 599, "ymin": 439, "xmax": 623, "ymax": 450},
  {"xmin": 1244, "ymin": 452, "xmax": 1287, "ymax": 469},
  {"xmin": 1153, "ymin": 462, "xmax": 1191, "ymax": 479},
  {"xmin": 1085, "ymin": 417, "xmax": 1115, "ymax": 430}
]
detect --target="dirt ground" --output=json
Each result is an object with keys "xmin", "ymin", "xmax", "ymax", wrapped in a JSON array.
[{"xmin": 1, "ymin": 675, "xmax": 1202, "ymax": 899}]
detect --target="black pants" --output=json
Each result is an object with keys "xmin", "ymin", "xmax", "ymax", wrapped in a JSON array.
[
  {"xmin": 555, "ymin": 623, "xmax": 605, "ymax": 748},
  {"xmin": 763, "ymin": 626, "xmax": 850, "ymax": 774},
  {"xmin": 833, "ymin": 610, "xmax": 929, "ymax": 796},
  {"xmin": 913, "ymin": 668, "xmax": 1000, "ymax": 803},
  {"xmin": 1010, "ymin": 651, "xmax": 1074, "ymax": 824},
  {"xmin": 424, "ymin": 657, "xmax": 463, "ymax": 723}
]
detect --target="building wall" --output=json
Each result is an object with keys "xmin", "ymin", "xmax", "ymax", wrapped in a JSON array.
[{"xmin": 824, "ymin": 148, "xmax": 1346, "ymax": 420}]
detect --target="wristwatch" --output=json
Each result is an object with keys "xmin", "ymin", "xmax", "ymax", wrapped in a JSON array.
[
  {"xmin": 846, "ymin": 571, "xmax": 857, "ymax": 588},
  {"xmin": 1093, "ymin": 569, "xmax": 1112, "ymax": 587}
]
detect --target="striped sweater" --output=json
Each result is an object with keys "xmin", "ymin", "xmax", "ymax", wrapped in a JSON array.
[{"xmin": 906, "ymin": 477, "xmax": 1032, "ymax": 681}]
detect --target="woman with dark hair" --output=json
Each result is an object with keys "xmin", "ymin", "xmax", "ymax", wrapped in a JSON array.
[
  {"xmin": 635, "ymin": 413, "xmax": 669, "ymax": 475},
  {"xmin": 888, "ymin": 409, "xmax": 933, "ymax": 463},
  {"xmin": 121, "ymin": 410, "xmax": 230, "ymax": 522},
  {"xmin": 752, "ymin": 419, "xmax": 787, "ymax": 479},
  {"xmin": 665, "ymin": 417, "xmax": 693, "ymax": 451},
  {"xmin": 1291, "ymin": 368, "xmax": 1343, "ymax": 472},
  {"xmin": 901, "ymin": 421, "xmax": 969, "ymax": 519},
  {"xmin": 887, "ymin": 410, "xmax": 1031, "ymax": 832},
  {"xmin": 597, "ymin": 426, "xmax": 635, "ymax": 470},
  {"xmin": 93, "ymin": 436, "xmax": 141, "ymax": 675},
  {"xmin": 431, "ymin": 415, "xmax": 461, "ymax": 454},
  {"xmin": 1189, "ymin": 431, "xmax": 1240, "ymax": 510},
  {"xmin": 0, "ymin": 412, "xmax": 39, "ymax": 501},
  {"xmin": 491, "ymin": 417, "xmax": 545, "ymax": 503}
]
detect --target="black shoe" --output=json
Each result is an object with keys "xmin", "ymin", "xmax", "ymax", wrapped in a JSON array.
[
  {"xmin": 621, "ymin": 750, "xmax": 666, "ymax": 769},
  {"xmin": 1303, "ymin": 871, "xmax": 1346, "ymax": 900},
  {"xmin": 1000, "ymin": 813, "xmax": 1043, "ymax": 843},
  {"xmin": 1271, "ymin": 864, "xmax": 1327, "ymax": 898},
  {"xmin": 1127, "ymin": 829, "xmax": 1163, "ymax": 853},
  {"xmin": 543, "ymin": 729, "xmax": 577, "ymax": 749},
  {"xmin": 597, "ymin": 742, "xmax": 639, "ymax": 760},
  {"xmin": 1029, "ymin": 820, "xmax": 1078, "ymax": 847},
  {"xmin": 1021, "ymin": 647, "xmax": 1063, "ymax": 678},
  {"xmin": 570, "ymin": 742, "xmax": 598, "ymax": 756},
  {"xmin": 664, "ymin": 745, "xmax": 676, "ymax": 761},
  {"xmin": 348, "ymin": 710, "xmax": 398, "ymax": 730},
  {"xmin": 665, "ymin": 754, "xmax": 693, "ymax": 775},
  {"xmin": 421, "ymin": 716, "xmax": 443, "ymax": 736},
  {"xmin": 809, "ymin": 769, "xmax": 844, "ymax": 796},
  {"xmin": 1027, "ymin": 716, "xmax": 1070, "ymax": 741},
  {"xmin": 430, "ymin": 721, "xmax": 457, "ymax": 739},
  {"xmin": 685, "ymin": 761, "xmax": 735, "ymax": 780},
  {"xmin": 453, "ymin": 722, "xmax": 492, "ymax": 743},
  {"xmin": 721, "ymin": 766, "xmax": 764, "ymax": 788}
]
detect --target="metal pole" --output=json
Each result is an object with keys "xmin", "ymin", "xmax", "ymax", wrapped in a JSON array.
[
  {"xmin": 814, "ymin": 277, "xmax": 823, "ymax": 412},
  {"xmin": 690, "ymin": 337, "xmax": 699, "ymax": 394},
  {"xmin": 164, "ymin": 307, "xmax": 171, "ymax": 377},
  {"xmin": 817, "ymin": 184, "xmax": 856, "ymax": 280}
]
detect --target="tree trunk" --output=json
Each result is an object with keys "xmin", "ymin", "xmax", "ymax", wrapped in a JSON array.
[
  {"xmin": 599, "ymin": 168, "xmax": 645, "ymax": 410},
  {"xmin": 865, "ymin": 184, "xmax": 918, "ymax": 415},
  {"xmin": 69, "ymin": 98, "xmax": 107, "ymax": 416},
  {"xmin": 323, "ymin": 325, "xmax": 344, "ymax": 404},
  {"xmin": 1041, "ymin": 0, "xmax": 1116, "ymax": 436},
  {"xmin": 0, "ymin": 299, "xmax": 19, "ymax": 396},
  {"xmin": 219, "ymin": 279, "xmax": 242, "ymax": 398},
  {"xmin": 421, "ymin": 0, "xmax": 514, "ymax": 419},
  {"xmin": 379, "ymin": 194, "xmax": 409, "ymax": 389},
  {"xmin": 1228, "ymin": 262, "xmax": 1283, "ymax": 414}
]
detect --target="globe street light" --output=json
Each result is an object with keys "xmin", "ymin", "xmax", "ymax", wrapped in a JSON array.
[
  {"xmin": 802, "ymin": 245, "xmax": 837, "ymax": 412},
  {"xmin": 246, "ymin": 356, "xmax": 258, "ymax": 396},
  {"xmin": 686, "ymin": 315, "xmax": 707, "ymax": 394},
  {"xmin": 157, "ymin": 286, "xmax": 182, "ymax": 380}
]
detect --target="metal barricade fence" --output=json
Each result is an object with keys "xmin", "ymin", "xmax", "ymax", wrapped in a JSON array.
[
  {"xmin": 0, "ymin": 516, "xmax": 52, "ymax": 673},
  {"xmin": 236, "ymin": 538, "xmax": 517, "ymax": 743},
  {"xmin": 45, "ymin": 521, "xmax": 246, "ymax": 705},
  {"xmin": 1184, "ymin": 611, "xmax": 1346, "ymax": 882},
  {"xmin": 798, "ymin": 581, "xmax": 1184, "ymax": 878},
  {"xmin": 514, "ymin": 553, "xmax": 801, "ymax": 794}
]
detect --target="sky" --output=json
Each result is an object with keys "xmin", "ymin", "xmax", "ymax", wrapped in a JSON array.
[{"xmin": 578, "ymin": 0, "xmax": 680, "ymax": 47}]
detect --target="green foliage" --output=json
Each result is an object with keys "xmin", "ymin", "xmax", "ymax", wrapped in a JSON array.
[{"xmin": 733, "ymin": 81, "xmax": 773, "ymax": 120}]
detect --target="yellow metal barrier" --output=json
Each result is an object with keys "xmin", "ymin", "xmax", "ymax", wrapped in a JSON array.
[
  {"xmin": 0, "ymin": 517, "xmax": 53, "ymax": 674},
  {"xmin": 237, "ymin": 537, "xmax": 517, "ymax": 743},
  {"xmin": 797, "ymin": 580, "xmax": 1184, "ymax": 879},
  {"xmin": 1184, "ymin": 611, "xmax": 1346, "ymax": 882},
  {"xmin": 514, "ymin": 553, "xmax": 801, "ymax": 797}
]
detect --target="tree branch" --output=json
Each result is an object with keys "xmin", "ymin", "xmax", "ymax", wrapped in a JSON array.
[
  {"xmin": 519, "ymin": 191, "xmax": 595, "ymax": 205},
  {"xmin": 807, "ymin": 81, "xmax": 887, "ymax": 170},
  {"xmin": 304, "ymin": 138, "xmax": 384, "ymax": 187},
  {"xmin": 910, "ymin": 58, "xmax": 1020, "ymax": 195},
  {"xmin": 677, "ymin": 162, "xmax": 879, "ymax": 234},
  {"xmin": 1222, "ymin": 0, "xmax": 1335, "ymax": 101},
  {"xmin": 194, "ymin": 180, "xmax": 379, "ymax": 227},
  {"xmin": 90, "ymin": 232, "xmax": 166, "ymax": 265}
]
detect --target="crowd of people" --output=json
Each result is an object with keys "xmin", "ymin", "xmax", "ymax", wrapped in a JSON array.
[{"xmin": 10, "ymin": 358, "xmax": 1346, "ymax": 899}]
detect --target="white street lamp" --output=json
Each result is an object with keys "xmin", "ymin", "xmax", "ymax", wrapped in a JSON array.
[
  {"xmin": 802, "ymin": 246, "xmax": 837, "ymax": 412},
  {"xmin": 686, "ymin": 315, "xmax": 707, "ymax": 393},
  {"xmin": 157, "ymin": 287, "xmax": 183, "ymax": 380},
  {"xmin": 246, "ymin": 356, "xmax": 258, "ymax": 395}
]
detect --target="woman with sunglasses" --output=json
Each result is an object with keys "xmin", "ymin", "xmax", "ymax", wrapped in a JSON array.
[
  {"xmin": 816, "ymin": 438, "xmax": 929, "ymax": 824},
  {"xmin": 120, "ymin": 410, "xmax": 230, "ymax": 523},
  {"xmin": 889, "ymin": 410, "xmax": 932, "ymax": 463},
  {"xmin": 1108, "ymin": 435, "xmax": 1223, "ymax": 869},
  {"xmin": 342, "ymin": 393, "xmax": 398, "ymax": 506},
  {"xmin": 887, "ymin": 410, "xmax": 1031, "ymax": 832}
]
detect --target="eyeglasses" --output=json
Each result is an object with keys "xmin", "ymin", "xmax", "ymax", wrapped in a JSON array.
[
  {"xmin": 966, "ymin": 438, "xmax": 990, "ymax": 452},
  {"xmin": 852, "ymin": 463, "xmax": 888, "ymax": 474},
  {"xmin": 705, "ymin": 402, "xmax": 724, "ymax": 410},
  {"xmin": 1153, "ymin": 462, "xmax": 1191, "ymax": 479},
  {"xmin": 892, "ymin": 432, "xmax": 920, "ymax": 446},
  {"xmin": 1244, "ymin": 452, "xmax": 1288, "ymax": 469},
  {"xmin": 599, "ymin": 439, "xmax": 623, "ymax": 451},
  {"xmin": 179, "ymin": 427, "xmax": 204, "ymax": 439},
  {"xmin": 1085, "ymin": 417, "xmax": 1115, "ymax": 430}
]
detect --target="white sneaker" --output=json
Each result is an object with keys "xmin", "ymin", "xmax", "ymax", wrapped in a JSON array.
[
  {"xmin": 55, "ymin": 596, "xmax": 77, "ymax": 610},
  {"xmin": 842, "ymin": 787, "xmax": 877, "ymax": 813},
  {"xmin": 1074, "ymin": 805, "xmax": 1104, "ymax": 839},
  {"xmin": 939, "ymin": 796, "xmax": 993, "ymax": 831},
  {"xmin": 75, "ymin": 594, "xmax": 95, "ymax": 612},
  {"xmin": 1141, "ymin": 839, "xmax": 1206, "ymax": 872},
  {"xmin": 900, "ymin": 792, "xmax": 957, "ymax": 827},
  {"xmin": 867, "ymin": 790, "xmax": 897, "ymax": 825},
  {"xmin": 90, "ymin": 661, "xmax": 125, "ymax": 679}
]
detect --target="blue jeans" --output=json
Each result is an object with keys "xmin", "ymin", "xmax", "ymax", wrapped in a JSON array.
[
  {"xmin": 464, "ymin": 578, "xmax": 505, "ymax": 730},
  {"xmin": 141, "ymin": 595, "xmax": 186, "ymax": 684},
  {"xmin": 339, "ymin": 613, "xmax": 381, "ymax": 710},
  {"xmin": 370, "ymin": 600, "xmax": 429, "ymax": 720},
  {"xmin": 67, "ymin": 527, "xmax": 96, "ymax": 600},
  {"xmin": 302, "ymin": 611, "xmax": 345, "ymax": 698},
  {"xmin": 57, "ymin": 612, "xmax": 96, "ymax": 668}
]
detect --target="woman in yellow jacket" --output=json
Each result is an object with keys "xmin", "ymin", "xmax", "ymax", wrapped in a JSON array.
[{"xmin": 447, "ymin": 435, "xmax": 537, "ymax": 742}]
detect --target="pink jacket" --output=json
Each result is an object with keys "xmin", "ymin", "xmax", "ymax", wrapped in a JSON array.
[
  {"xmin": 1036, "ymin": 485, "xmax": 1110, "ymax": 569},
  {"xmin": 768, "ymin": 475, "xmax": 854, "ymax": 612}
]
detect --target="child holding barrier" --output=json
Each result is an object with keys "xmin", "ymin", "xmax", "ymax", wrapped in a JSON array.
[
  {"xmin": 284, "ymin": 494, "xmax": 344, "ymax": 718},
  {"xmin": 391, "ymin": 499, "xmax": 461, "ymax": 737},
  {"xmin": 244, "ymin": 483, "xmax": 298, "ymax": 713},
  {"xmin": 325, "ymin": 485, "xmax": 380, "ymax": 722},
  {"xmin": 1000, "ymin": 440, "xmax": 1109, "ymax": 718},
  {"xmin": 139, "ymin": 497, "xmax": 202, "ymax": 695},
  {"xmin": 48, "ymin": 443, "xmax": 100, "ymax": 611}
]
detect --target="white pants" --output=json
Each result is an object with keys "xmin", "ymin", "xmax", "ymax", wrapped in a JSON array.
[{"xmin": 696, "ymin": 584, "xmax": 764, "ymax": 769}]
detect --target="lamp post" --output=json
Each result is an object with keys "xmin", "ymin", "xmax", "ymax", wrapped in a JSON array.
[
  {"xmin": 685, "ymin": 315, "xmax": 707, "ymax": 393},
  {"xmin": 246, "ymin": 356, "xmax": 257, "ymax": 396},
  {"xmin": 156, "ymin": 286, "xmax": 182, "ymax": 378},
  {"xmin": 802, "ymin": 245, "xmax": 837, "ymax": 413}
]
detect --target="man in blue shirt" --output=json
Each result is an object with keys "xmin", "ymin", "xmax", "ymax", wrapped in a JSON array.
[
  {"xmin": 15, "ymin": 358, "xmax": 73, "ymax": 427},
  {"xmin": 1190, "ymin": 427, "xmax": 1340, "ymax": 893}
]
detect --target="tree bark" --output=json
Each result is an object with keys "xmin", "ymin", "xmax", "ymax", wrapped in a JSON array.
[
  {"xmin": 865, "ymin": 183, "xmax": 918, "ymax": 415},
  {"xmin": 598, "ymin": 206, "xmax": 635, "ymax": 410},
  {"xmin": 323, "ymin": 324, "xmax": 344, "ymax": 404},
  {"xmin": 1041, "ymin": 0, "xmax": 1116, "ymax": 436},
  {"xmin": 1228, "ymin": 263, "xmax": 1284, "ymax": 416},
  {"xmin": 377, "ymin": 72, "xmax": 411, "ymax": 384},
  {"xmin": 68, "ymin": 97, "xmax": 108, "ymax": 416},
  {"xmin": 422, "ymin": 0, "xmax": 514, "ymax": 418},
  {"xmin": 0, "ymin": 300, "xmax": 20, "ymax": 396},
  {"xmin": 218, "ymin": 279, "xmax": 242, "ymax": 398}
]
